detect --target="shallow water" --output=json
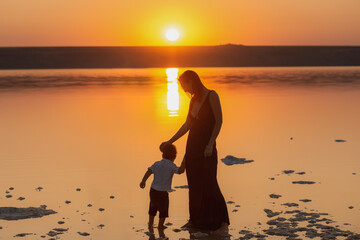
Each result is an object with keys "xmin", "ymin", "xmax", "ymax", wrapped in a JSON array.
[{"xmin": 0, "ymin": 67, "xmax": 360, "ymax": 239}]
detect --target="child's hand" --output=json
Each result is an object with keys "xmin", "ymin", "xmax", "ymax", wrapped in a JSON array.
[{"xmin": 140, "ymin": 181, "xmax": 146, "ymax": 189}]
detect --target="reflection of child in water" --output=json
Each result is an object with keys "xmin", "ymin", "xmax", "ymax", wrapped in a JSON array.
[
  {"xmin": 147, "ymin": 226, "xmax": 167, "ymax": 240},
  {"xmin": 140, "ymin": 144, "xmax": 185, "ymax": 229}
]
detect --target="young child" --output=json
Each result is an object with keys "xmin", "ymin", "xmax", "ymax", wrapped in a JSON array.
[{"xmin": 140, "ymin": 143, "xmax": 185, "ymax": 229}]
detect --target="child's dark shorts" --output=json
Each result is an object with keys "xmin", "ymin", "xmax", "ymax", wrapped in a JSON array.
[{"xmin": 148, "ymin": 187, "xmax": 169, "ymax": 218}]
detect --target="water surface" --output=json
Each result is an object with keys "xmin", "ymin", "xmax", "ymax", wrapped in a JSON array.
[{"xmin": 0, "ymin": 67, "xmax": 359, "ymax": 239}]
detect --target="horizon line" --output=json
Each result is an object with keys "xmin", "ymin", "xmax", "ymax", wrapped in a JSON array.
[{"xmin": 1, "ymin": 44, "xmax": 360, "ymax": 48}]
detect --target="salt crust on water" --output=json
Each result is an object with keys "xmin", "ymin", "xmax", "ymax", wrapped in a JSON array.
[
  {"xmin": 221, "ymin": 155, "xmax": 254, "ymax": 166},
  {"xmin": 292, "ymin": 181, "xmax": 316, "ymax": 184},
  {"xmin": 0, "ymin": 207, "xmax": 56, "ymax": 220},
  {"xmin": 269, "ymin": 194, "xmax": 282, "ymax": 199},
  {"xmin": 236, "ymin": 208, "xmax": 360, "ymax": 239}
]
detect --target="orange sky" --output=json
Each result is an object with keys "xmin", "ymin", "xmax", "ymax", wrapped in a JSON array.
[{"xmin": 1, "ymin": 0, "xmax": 360, "ymax": 46}]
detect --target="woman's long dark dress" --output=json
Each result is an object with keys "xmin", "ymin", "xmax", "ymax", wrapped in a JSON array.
[{"xmin": 185, "ymin": 90, "xmax": 230, "ymax": 231}]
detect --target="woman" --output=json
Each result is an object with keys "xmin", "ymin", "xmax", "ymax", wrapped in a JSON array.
[{"xmin": 160, "ymin": 70, "xmax": 229, "ymax": 233}]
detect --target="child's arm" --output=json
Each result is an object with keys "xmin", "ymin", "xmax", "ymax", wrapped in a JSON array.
[
  {"xmin": 140, "ymin": 169, "xmax": 153, "ymax": 188},
  {"xmin": 177, "ymin": 157, "xmax": 186, "ymax": 174}
]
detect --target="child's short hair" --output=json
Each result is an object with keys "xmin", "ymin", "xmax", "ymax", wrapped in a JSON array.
[{"xmin": 161, "ymin": 144, "xmax": 177, "ymax": 160}]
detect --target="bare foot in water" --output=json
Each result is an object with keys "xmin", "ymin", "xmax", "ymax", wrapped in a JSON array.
[
  {"xmin": 212, "ymin": 222, "xmax": 229, "ymax": 235},
  {"xmin": 147, "ymin": 225, "xmax": 154, "ymax": 236}
]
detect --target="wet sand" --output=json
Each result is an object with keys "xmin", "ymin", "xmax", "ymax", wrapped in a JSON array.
[{"xmin": 1, "ymin": 165, "xmax": 359, "ymax": 239}]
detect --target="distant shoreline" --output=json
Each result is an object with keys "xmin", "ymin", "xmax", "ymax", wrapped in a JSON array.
[{"xmin": 1, "ymin": 45, "xmax": 360, "ymax": 69}]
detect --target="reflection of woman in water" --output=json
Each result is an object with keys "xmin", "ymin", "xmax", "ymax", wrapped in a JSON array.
[{"xmin": 160, "ymin": 70, "xmax": 229, "ymax": 233}]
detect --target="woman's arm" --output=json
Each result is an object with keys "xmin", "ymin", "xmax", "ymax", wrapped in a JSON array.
[
  {"xmin": 168, "ymin": 121, "xmax": 190, "ymax": 144},
  {"xmin": 177, "ymin": 157, "xmax": 186, "ymax": 174},
  {"xmin": 204, "ymin": 91, "xmax": 223, "ymax": 157},
  {"xmin": 160, "ymin": 122, "xmax": 190, "ymax": 151}
]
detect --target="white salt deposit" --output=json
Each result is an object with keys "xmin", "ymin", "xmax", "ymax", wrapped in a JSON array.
[
  {"xmin": 14, "ymin": 233, "xmax": 33, "ymax": 237},
  {"xmin": 221, "ymin": 155, "xmax": 254, "ymax": 166},
  {"xmin": 97, "ymin": 224, "xmax": 105, "ymax": 229},
  {"xmin": 77, "ymin": 232, "xmax": 90, "ymax": 236},
  {"xmin": 269, "ymin": 194, "xmax": 282, "ymax": 199},
  {"xmin": 292, "ymin": 181, "xmax": 315, "ymax": 184},
  {"xmin": 0, "ymin": 207, "xmax": 56, "ymax": 220},
  {"xmin": 282, "ymin": 203, "xmax": 299, "ymax": 207}
]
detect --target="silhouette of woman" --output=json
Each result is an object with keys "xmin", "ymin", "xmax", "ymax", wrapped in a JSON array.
[{"xmin": 160, "ymin": 70, "xmax": 229, "ymax": 233}]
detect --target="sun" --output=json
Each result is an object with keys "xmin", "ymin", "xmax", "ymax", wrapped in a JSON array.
[{"xmin": 165, "ymin": 28, "xmax": 180, "ymax": 42}]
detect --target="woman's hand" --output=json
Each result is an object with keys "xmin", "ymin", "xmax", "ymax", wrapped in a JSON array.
[
  {"xmin": 204, "ymin": 144, "xmax": 213, "ymax": 157},
  {"xmin": 140, "ymin": 181, "xmax": 146, "ymax": 189}
]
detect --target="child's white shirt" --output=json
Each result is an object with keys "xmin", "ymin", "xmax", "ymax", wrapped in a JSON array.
[{"xmin": 149, "ymin": 158, "xmax": 179, "ymax": 191}]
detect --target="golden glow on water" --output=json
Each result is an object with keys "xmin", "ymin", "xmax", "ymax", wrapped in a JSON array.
[{"xmin": 166, "ymin": 68, "xmax": 180, "ymax": 117}]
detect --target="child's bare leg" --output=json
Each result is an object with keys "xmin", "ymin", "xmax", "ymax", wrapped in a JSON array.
[
  {"xmin": 148, "ymin": 215, "xmax": 155, "ymax": 227},
  {"xmin": 158, "ymin": 217, "xmax": 167, "ymax": 229},
  {"xmin": 158, "ymin": 227, "xmax": 165, "ymax": 238}
]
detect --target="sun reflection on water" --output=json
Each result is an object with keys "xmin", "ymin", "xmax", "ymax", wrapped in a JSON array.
[{"xmin": 166, "ymin": 68, "xmax": 179, "ymax": 117}]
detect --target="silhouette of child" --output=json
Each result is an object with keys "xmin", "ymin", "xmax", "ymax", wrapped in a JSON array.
[{"xmin": 140, "ymin": 143, "xmax": 185, "ymax": 229}]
